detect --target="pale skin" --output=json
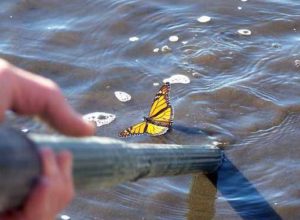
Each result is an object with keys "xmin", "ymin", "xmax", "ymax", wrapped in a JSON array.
[{"xmin": 0, "ymin": 59, "xmax": 95, "ymax": 220}]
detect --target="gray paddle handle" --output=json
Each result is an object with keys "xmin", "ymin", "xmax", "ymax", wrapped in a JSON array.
[
  {"xmin": 0, "ymin": 127, "xmax": 41, "ymax": 213},
  {"xmin": 0, "ymin": 126, "xmax": 222, "ymax": 213},
  {"xmin": 30, "ymin": 134, "xmax": 222, "ymax": 189}
]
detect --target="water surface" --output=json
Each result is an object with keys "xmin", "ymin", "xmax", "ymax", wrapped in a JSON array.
[{"xmin": 1, "ymin": 0, "xmax": 300, "ymax": 219}]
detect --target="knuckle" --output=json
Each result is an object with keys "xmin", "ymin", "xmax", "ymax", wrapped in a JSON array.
[
  {"xmin": 0, "ymin": 60, "xmax": 12, "ymax": 79},
  {"xmin": 46, "ymin": 80, "xmax": 60, "ymax": 93},
  {"xmin": 43, "ymin": 80, "xmax": 64, "ymax": 100}
]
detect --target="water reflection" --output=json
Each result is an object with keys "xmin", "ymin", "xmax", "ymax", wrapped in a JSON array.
[
  {"xmin": 217, "ymin": 156, "xmax": 281, "ymax": 220},
  {"xmin": 188, "ymin": 156, "xmax": 282, "ymax": 220},
  {"xmin": 188, "ymin": 174, "xmax": 217, "ymax": 220}
]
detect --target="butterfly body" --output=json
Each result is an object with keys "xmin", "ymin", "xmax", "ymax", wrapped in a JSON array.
[
  {"xmin": 144, "ymin": 116, "xmax": 171, "ymax": 127},
  {"xmin": 119, "ymin": 83, "xmax": 173, "ymax": 137}
]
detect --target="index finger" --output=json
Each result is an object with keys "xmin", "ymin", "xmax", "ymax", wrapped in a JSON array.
[{"xmin": 1, "ymin": 61, "xmax": 94, "ymax": 136}]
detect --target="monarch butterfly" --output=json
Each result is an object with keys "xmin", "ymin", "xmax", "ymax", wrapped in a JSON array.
[{"xmin": 119, "ymin": 82, "xmax": 173, "ymax": 137}]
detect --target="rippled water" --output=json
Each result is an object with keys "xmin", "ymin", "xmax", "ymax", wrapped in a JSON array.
[{"xmin": 1, "ymin": 0, "xmax": 300, "ymax": 219}]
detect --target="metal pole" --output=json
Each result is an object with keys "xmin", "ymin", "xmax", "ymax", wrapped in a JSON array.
[
  {"xmin": 30, "ymin": 134, "xmax": 222, "ymax": 190},
  {"xmin": 0, "ymin": 126, "xmax": 222, "ymax": 213}
]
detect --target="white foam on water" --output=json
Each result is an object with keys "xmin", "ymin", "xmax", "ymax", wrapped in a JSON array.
[
  {"xmin": 60, "ymin": 214, "xmax": 71, "ymax": 220},
  {"xmin": 46, "ymin": 25, "xmax": 67, "ymax": 30},
  {"xmin": 153, "ymin": 48, "xmax": 160, "ymax": 53},
  {"xmin": 83, "ymin": 112, "xmax": 116, "ymax": 127},
  {"xmin": 197, "ymin": 16, "xmax": 211, "ymax": 23},
  {"xmin": 153, "ymin": 82, "xmax": 160, "ymax": 86},
  {"xmin": 129, "ymin": 36, "xmax": 139, "ymax": 42},
  {"xmin": 21, "ymin": 128, "xmax": 30, "ymax": 133},
  {"xmin": 161, "ymin": 45, "xmax": 172, "ymax": 53},
  {"xmin": 237, "ymin": 29, "xmax": 252, "ymax": 36},
  {"xmin": 163, "ymin": 74, "xmax": 191, "ymax": 84},
  {"xmin": 192, "ymin": 72, "xmax": 204, "ymax": 78},
  {"xmin": 114, "ymin": 91, "xmax": 131, "ymax": 102},
  {"xmin": 169, "ymin": 35, "xmax": 179, "ymax": 42}
]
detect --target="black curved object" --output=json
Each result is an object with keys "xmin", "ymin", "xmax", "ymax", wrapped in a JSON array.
[{"xmin": 0, "ymin": 126, "xmax": 41, "ymax": 213}]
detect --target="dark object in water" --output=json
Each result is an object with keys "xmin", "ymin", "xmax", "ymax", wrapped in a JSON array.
[
  {"xmin": 217, "ymin": 156, "xmax": 282, "ymax": 220},
  {"xmin": 0, "ymin": 127, "xmax": 41, "ymax": 213}
]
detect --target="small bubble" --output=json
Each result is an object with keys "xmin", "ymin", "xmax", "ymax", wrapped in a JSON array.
[
  {"xmin": 237, "ymin": 29, "xmax": 252, "ymax": 36},
  {"xmin": 169, "ymin": 35, "xmax": 179, "ymax": 42},
  {"xmin": 60, "ymin": 214, "xmax": 71, "ymax": 220},
  {"xmin": 153, "ymin": 82, "xmax": 160, "ymax": 86},
  {"xmin": 212, "ymin": 141, "xmax": 221, "ymax": 146},
  {"xmin": 21, "ymin": 128, "xmax": 30, "ymax": 133},
  {"xmin": 197, "ymin": 16, "xmax": 211, "ymax": 23},
  {"xmin": 181, "ymin": 41, "xmax": 188, "ymax": 45},
  {"xmin": 83, "ymin": 112, "xmax": 116, "ymax": 127},
  {"xmin": 153, "ymin": 48, "xmax": 159, "ymax": 53},
  {"xmin": 114, "ymin": 91, "xmax": 132, "ymax": 102},
  {"xmin": 237, "ymin": 6, "xmax": 242, "ymax": 10},
  {"xmin": 241, "ymin": 0, "xmax": 248, "ymax": 2},
  {"xmin": 161, "ymin": 45, "xmax": 172, "ymax": 53},
  {"xmin": 192, "ymin": 72, "xmax": 203, "ymax": 78},
  {"xmin": 129, "ymin": 36, "xmax": 139, "ymax": 42},
  {"xmin": 163, "ymin": 74, "xmax": 190, "ymax": 84}
]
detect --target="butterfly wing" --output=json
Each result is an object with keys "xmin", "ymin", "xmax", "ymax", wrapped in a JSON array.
[
  {"xmin": 119, "ymin": 82, "xmax": 173, "ymax": 137},
  {"xmin": 119, "ymin": 121, "xmax": 169, "ymax": 137},
  {"xmin": 148, "ymin": 82, "xmax": 173, "ymax": 127},
  {"xmin": 119, "ymin": 121, "xmax": 148, "ymax": 137},
  {"xmin": 146, "ymin": 123, "xmax": 169, "ymax": 136}
]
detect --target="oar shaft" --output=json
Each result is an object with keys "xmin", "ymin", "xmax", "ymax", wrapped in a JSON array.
[
  {"xmin": 0, "ymin": 126, "xmax": 222, "ymax": 213},
  {"xmin": 29, "ymin": 134, "xmax": 222, "ymax": 190}
]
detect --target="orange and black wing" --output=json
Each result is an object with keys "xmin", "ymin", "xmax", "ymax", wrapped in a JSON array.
[
  {"xmin": 148, "ymin": 82, "xmax": 173, "ymax": 127},
  {"xmin": 119, "ymin": 121, "xmax": 170, "ymax": 137},
  {"xmin": 145, "ymin": 123, "xmax": 169, "ymax": 136},
  {"xmin": 119, "ymin": 121, "xmax": 148, "ymax": 137},
  {"xmin": 119, "ymin": 82, "xmax": 173, "ymax": 138}
]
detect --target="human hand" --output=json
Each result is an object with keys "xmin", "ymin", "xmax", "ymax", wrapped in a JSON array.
[
  {"xmin": 0, "ymin": 58, "xmax": 94, "ymax": 136},
  {"xmin": 1, "ymin": 148, "xmax": 74, "ymax": 220},
  {"xmin": 0, "ymin": 59, "xmax": 94, "ymax": 219}
]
